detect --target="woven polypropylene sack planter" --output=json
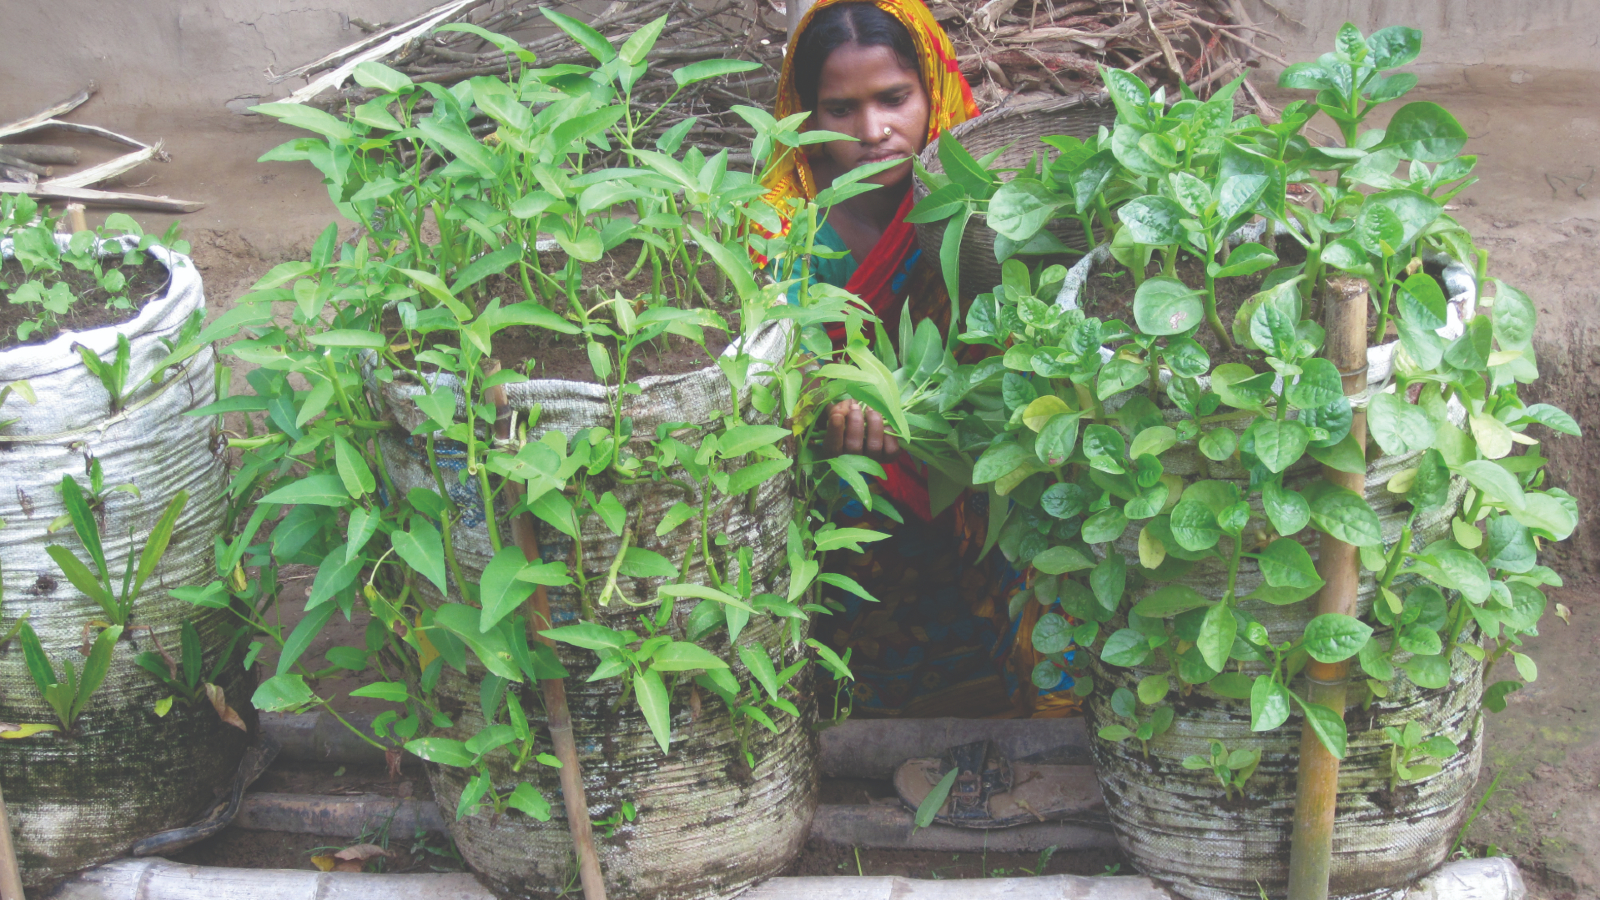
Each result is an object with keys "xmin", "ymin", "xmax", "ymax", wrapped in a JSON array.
[
  {"xmin": 912, "ymin": 93, "xmax": 1118, "ymax": 303},
  {"xmin": 0, "ymin": 237, "xmax": 247, "ymax": 886},
  {"xmin": 368, "ymin": 319, "xmax": 817, "ymax": 900},
  {"xmin": 1056, "ymin": 242, "xmax": 1483, "ymax": 900}
]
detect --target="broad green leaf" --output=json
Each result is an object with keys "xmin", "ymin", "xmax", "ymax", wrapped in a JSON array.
[
  {"xmin": 1262, "ymin": 481, "xmax": 1311, "ymax": 535},
  {"xmin": 541, "ymin": 623, "xmax": 629, "ymax": 651},
  {"xmin": 1307, "ymin": 483, "xmax": 1383, "ymax": 547},
  {"xmin": 1302, "ymin": 613, "xmax": 1373, "ymax": 663},
  {"xmin": 1368, "ymin": 392, "xmax": 1435, "ymax": 456},
  {"xmin": 392, "ymin": 516, "xmax": 449, "ymax": 594},
  {"xmin": 405, "ymin": 737, "xmax": 476, "ymax": 768},
  {"xmin": 1118, "ymin": 195, "xmax": 1187, "ymax": 246},
  {"xmin": 1196, "ymin": 603, "xmax": 1235, "ymax": 672},
  {"xmin": 1169, "ymin": 497, "xmax": 1222, "ymax": 552},
  {"xmin": 1246, "ymin": 418, "xmax": 1310, "ymax": 474},
  {"xmin": 1101, "ymin": 628, "xmax": 1151, "ymax": 667},
  {"xmin": 1257, "ymin": 538, "xmax": 1323, "ymax": 589},
  {"xmin": 334, "ymin": 436, "xmax": 376, "ymax": 498},
  {"xmin": 1382, "ymin": 101, "xmax": 1468, "ymax": 162},
  {"xmin": 1032, "ymin": 545, "xmax": 1095, "ymax": 575},
  {"xmin": 988, "ymin": 179, "xmax": 1059, "ymax": 241},
  {"xmin": 278, "ymin": 602, "xmax": 337, "ymax": 675},
  {"xmin": 1132, "ymin": 584, "xmax": 1209, "ymax": 618},
  {"xmin": 480, "ymin": 546, "xmax": 537, "ymax": 632},
  {"xmin": 252, "ymin": 673, "xmax": 317, "ymax": 712},
  {"xmin": 651, "ymin": 642, "xmax": 729, "ymax": 672},
  {"xmin": 1251, "ymin": 676, "xmax": 1291, "ymax": 731},
  {"xmin": 1134, "ymin": 277, "xmax": 1204, "ymax": 336},
  {"xmin": 916, "ymin": 768, "xmax": 960, "ymax": 829},
  {"xmin": 260, "ymin": 474, "xmax": 350, "ymax": 507},
  {"xmin": 541, "ymin": 7, "xmax": 616, "ymax": 62},
  {"xmin": 350, "ymin": 681, "xmax": 409, "ymax": 703},
  {"xmin": 674, "ymin": 58, "xmax": 762, "ymax": 87},
  {"xmin": 1295, "ymin": 695, "xmax": 1348, "ymax": 758}
]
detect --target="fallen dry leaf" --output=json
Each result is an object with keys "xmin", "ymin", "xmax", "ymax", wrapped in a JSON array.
[
  {"xmin": 335, "ymin": 843, "xmax": 388, "ymax": 861},
  {"xmin": 333, "ymin": 860, "xmax": 365, "ymax": 872},
  {"xmin": 1555, "ymin": 603, "xmax": 1572, "ymax": 625},
  {"xmin": 386, "ymin": 746, "xmax": 403, "ymax": 780},
  {"xmin": 205, "ymin": 683, "xmax": 248, "ymax": 732}
]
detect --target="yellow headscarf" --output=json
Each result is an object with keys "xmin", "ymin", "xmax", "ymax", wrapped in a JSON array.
[{"xmin": 762, "ymin": 0, "xmax": 979, "ymax": 214}]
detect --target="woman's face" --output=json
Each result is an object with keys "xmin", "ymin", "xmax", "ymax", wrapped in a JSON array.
[{"xmin": 811, "ymin": 41, "xmax": 930, "ymax": 190}]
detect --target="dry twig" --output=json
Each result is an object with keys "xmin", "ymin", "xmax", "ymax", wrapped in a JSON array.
[{"xmin": 273, "ymin": 0, "xmax": 1273, "ymax": 155}]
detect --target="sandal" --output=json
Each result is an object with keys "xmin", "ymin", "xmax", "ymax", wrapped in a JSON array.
[{"xmin": 894, "ymin": 738, "xmax": 1103, "ymax": 829}]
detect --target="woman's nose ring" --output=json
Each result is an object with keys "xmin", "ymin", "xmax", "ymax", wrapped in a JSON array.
[{"xmin": 883, "ymin": 126, "xmax": 892, "ymax": 137}]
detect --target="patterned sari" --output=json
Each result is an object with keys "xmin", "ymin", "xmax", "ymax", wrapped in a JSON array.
[{"xmin": 767, "ymin": 0, "xmax": 1082, "ymax": 719}]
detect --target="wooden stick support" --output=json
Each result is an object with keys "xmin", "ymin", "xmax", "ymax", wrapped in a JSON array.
[
  {"xmin": 0, "ymin": 780, "xmax": 26, "ymax": 900},
  {"xmin": 1287, "ymin": 277, "xmax": 1369, "ymax": 900},
  {"xmin": 63, "ymin": 202, "xmax": 88, "ymax": 234},
  {"xmin": 489, "ymin": 384, "xmax": 608, "ymax": 900}
]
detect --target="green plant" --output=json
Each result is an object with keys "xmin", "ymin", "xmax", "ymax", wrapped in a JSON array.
[
  {"xmin": 46, "ymin": 457, "xmax": 139, "ymax": 535},
  {"xmin": 0, "ymin": 378, "xmax": 35, "ymax": 431},
  {"xmin": 1449, "ymin": 767, "xmax": 1506, "ymax": 859},
  {"xmin": 857, "ymin": 23, "xmax": 1578, "ymax": 781},
  {"xmin": 45, "ymin": 474, "xmax": 186, "ymax": 628},
  {"xmin": 17, "ymin": 621, "xmax": 121, "ymax": 732},
  {"xmin": 1094, "ymin": 685, "xmax": 1175, "ymax": 759},
  {"xmin": 592, "ymin": 801, "xmax": 636, "ymax": 838},
  {"xmin": 1381, "ymin": 720, "xmax": 1458, "ymax": 791},
  {"xmin": 1182, "ymin": 740, "xmax": 1262, "ymax": 800},
  {"xmin": 0, "ymin": 197, "xmax": 190, "ymax": 344},
  {"xmin": 133, "ymin": 618, "xmax": 248, "ymax": 716},
  {"xmin": 189, "ymin": 13, "xmax": 890, "ymax": 832}
]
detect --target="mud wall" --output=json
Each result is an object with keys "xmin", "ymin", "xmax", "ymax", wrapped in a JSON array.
[
  {"xmin": 1242, "ymin": 0, "xmax": 1600, "ymax": 84},
  {"xmin": 0, "ymin": 1, "xmax": 451, "ymax": 126}
]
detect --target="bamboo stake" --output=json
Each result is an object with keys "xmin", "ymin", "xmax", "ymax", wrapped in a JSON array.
[
  {"xmin": 0, "ymin": 780, "xmax": 26, "ymax": 900},
  {"xmin": 63, "ymin": 202, "xmax": 88, "ymax": 233},
  {"xmin": 1287, "ymin": 277, "xmax": 1369, "ymax": 900},
  {"xmin": 490, "ymin": 388, "xmax": 608, "ymax": 900}
]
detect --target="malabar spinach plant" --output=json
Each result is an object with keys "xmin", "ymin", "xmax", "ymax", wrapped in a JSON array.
[{"xmin": 854, "ymin": 24, "xmax": 1577, "ymax": 776}]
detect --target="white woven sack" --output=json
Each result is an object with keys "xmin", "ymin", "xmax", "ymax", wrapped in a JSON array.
[
  {"xmin": 0, "ymin": 236, "xmax": 245, "ymax": 885},
  {"xmin": 367, "ymin": 317, "xmax": 815, "ymax": 899}
]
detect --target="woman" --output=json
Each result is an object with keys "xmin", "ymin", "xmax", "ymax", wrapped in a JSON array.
[{"xmin": 764, "ymin": 0, "xmax": 1082, "ymax": 719}]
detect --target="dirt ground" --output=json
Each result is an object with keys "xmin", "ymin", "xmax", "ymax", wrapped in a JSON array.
[{"xmin": 28, "ymin": 55, "xmax": 1598, "ymax": 898}]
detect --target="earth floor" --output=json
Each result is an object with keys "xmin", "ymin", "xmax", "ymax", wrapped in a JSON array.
[{"xmin": 43, "ymin": 65, "xmax": 1600, "ymax": 897}]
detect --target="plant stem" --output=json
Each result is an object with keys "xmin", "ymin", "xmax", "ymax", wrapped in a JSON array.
[{"xmin": 1203, "ymin": 267, "xmax": 1231, "ymax": 348}]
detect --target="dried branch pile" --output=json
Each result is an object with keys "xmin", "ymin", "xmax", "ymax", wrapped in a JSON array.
[
  {"xmin": 0, "ymin": 84, "xmax": 203, "ymax": 213},
  {"xmin": 280, "ymin": 0, "xmax": 1282, "ymax": 158}
]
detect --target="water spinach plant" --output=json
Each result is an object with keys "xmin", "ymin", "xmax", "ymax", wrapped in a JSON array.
[
  {"xmin": 195, "ymin": 13, "xmax": 886, "ymax": 829},
  {"xmin": 873, "ymin": 23, "xmax": 1577, "ymax": 770}
]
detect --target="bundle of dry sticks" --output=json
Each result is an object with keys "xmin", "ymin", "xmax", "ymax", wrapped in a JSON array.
[{"xmin": 280, "ymin": 0, "xmax": 1285, "ymax": 160}]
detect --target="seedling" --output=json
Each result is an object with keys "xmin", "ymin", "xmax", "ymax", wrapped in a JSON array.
[
  {"xmin": 1382, "ymin": 720, "xmax": 1458, "ymax": 791},
  {"xmin": 1096, "ymin": 685, "xmax": 1175, "ymax": 758},
  {"xmin": 0, "ymin": 378, "xmax": 35, "ymax": 431},
  {"xmin": 17, "ymin": 621, "xmax": 122, "ymax": 732},
  {"xmin": 133, "ymin": 618, "xmax": 248, "ymax": 715},
  {"xmin": 1183, "ymin": 740, "xmax": 1262, "ymax": 800},
  {"xmin": 45, "ymin": 474, "xmax": 186, "ymax": 627}
]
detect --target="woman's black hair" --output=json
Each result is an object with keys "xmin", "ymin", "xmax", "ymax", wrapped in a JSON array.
[{"xmin": 792, "ymin": 3, "xmax": 920, "ymax": 110}]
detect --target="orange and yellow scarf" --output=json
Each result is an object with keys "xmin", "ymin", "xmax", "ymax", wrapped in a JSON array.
[{"xmin": 762, "ymin": 0, "xmax": 979, "ymax": 213}]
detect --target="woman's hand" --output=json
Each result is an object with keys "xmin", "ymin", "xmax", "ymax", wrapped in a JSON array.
[{"xmin": 822, "ymin": 398, "xmax": 900, "ymax": 461}]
